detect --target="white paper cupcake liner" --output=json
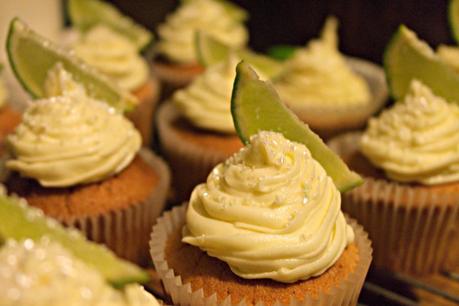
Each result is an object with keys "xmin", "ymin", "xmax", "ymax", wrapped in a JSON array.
[
  {"xmin": 150, "ymin": 204, "xmax": 372, "ymax": 306},
  {"xmin": 157, "ymin": 103, "xmax": 240, "ymax": 203},
  {"xmin": 328, "ymin": 133, "xmax": 459, "ymax": 274},
  {"xmin": 286, "ymin": 57, "xmax": 387, "ymax": 140}
]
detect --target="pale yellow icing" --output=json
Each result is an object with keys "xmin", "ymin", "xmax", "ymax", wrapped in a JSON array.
[
  {"xmin": 0, "ymin": 239, "xmax": 159, "ymax": 306},
  {"xmin": 6, "ymin": 65, "xmax": 141, "ymax": 187},
  {"xmin": 183, "ymin": 131, "xmax": 354, "ymax": 283},
  {"xmin": 275, "ymin": 17, "xmax": 370, "ymax": 107},
  {"xmin": 437, "ymin": 44, "xmax": 459, "ymax": 72},
  {"xmin": 73, "ymin": 25, "xmax": 149, "ymax": 91},
  {"xmin": 361, "ymin": 80, "xmax": 459, "ymax": 185},
  {"xmin": 157, "ymin": 0, "xmax": 248, "ymax": 63},
  {"xmin": 172, "ymin": 55, "xmax": 239, "ymax": 133}
]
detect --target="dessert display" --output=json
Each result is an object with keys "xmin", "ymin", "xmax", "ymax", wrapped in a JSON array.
[
  {"xmin": 3, "ymin": 18, "xmax": 170, "ymax": 265},
  {"xmin": 0, "ymin": 188, "xmax": 160, "ymax": 305},
  {"xmin": 274, "ymin": 17, "xmax": 387, "ymax": 139},
  {"xmin": 0, "ymin": 64, "xmax": 21, "ymax": 153},
  {"xmin": 153, "ymin": 0, "xmax": 249, "ymax": 93},
  {"xmin": 328, "ymin": 26, "xmax": 459, "ymax": 274},
  {"xmin": 67, "ymin": 0, "xmax": 159, "ymax": 145},
  {"xmin": 150, "ymin": 62, "xmax": 372, "ymax": 306}
]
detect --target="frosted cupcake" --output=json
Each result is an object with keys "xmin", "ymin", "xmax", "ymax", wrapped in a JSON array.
[
  {"xmin": 0, "ymin": 68, "xmax": 21, "ymax": 153},
  {"xmin": 328, "ymin": 80, "xmax": 459, "ymax": 274},
  {"xmin": 274, "ymin": 17, "xmax": 387, "ymax": 139},
  {"xmin": 157, "ymin": 55, "xmax": 244, "ymax": 202},
  {"xmin": 3, "ymin": 65, "xmax": 170, "ymax": 265},
  {"xmin": 68, "ymin": 9, "xmax": 159, "ymax": 145},
  {"xmin": 153, "ymin": 0, "xmax": 248, "ymax": 95},
  {"xmin": 151, "ymin": 131, "xmax": 372, "ymax": 305}
]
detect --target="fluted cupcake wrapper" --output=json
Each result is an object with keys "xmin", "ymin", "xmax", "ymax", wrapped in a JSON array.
[
  {"xmin": 128, "ymin": 77, "xmax": 161, "ymax": 146},
  {"xmin": 328, "ymin": 133, "xmax": 459, "ymax": 274},
  {"xmin": 150, "ymin": 204, "xmax": 372, "ymax": 306},
  {"xmin": 286, "ymin": 57, "xmax": 387, "ymax": 140},
  {"xmin": 157, "ymin": 103, "xmax": 235, "ymax": 203}
]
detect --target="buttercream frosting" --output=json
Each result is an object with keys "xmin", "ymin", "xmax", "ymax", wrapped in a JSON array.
[
  {"xmin": 157, "ymin": 0, "xmax": 248, "ymax": 63},
  {"xmin": 183, "ymin": 131, "xmax": 354, "ymax": 283},
  {"xmin": 0, "ymin": 238, "xmax": 159, "ymax": 306},
  {"xmin": 361, "ymin": 80, "xmax": 459, "ymax": 185},
  {"xmin": 6, "ymin": 65, "xmax": 141, "ymax": 187},
  {"xmin": 172, "ymin": 55, "xmax": 239, "ymax": 133},
  {"xmin": 275, "ymin": 17, "xmax": 370, "ymax": 107},
  {"xmin": 73, "ymin": 25, "xmax": 149, "ymax": 91}
]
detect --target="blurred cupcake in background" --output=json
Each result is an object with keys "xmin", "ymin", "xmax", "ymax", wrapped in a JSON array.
[
  {"xmin": 0, "ymin": 65, "xmax": 21, "ymax": 153},
  {"xmin": 329, "ymin": 80, "xmax": 459, "ymax": 274},
  {"xmin": 67, "ymin": 0, "xmax": 159, "ymax": 145},
  {"xmin": 157, "ymin": 54, "xmax": 244, "ymax": 202},
  {"xmin": 274, "ymin": 17, "xmax": 387, "ymax": 139},
  {"xmin": 153, "ymin": 0, "xmax": 248, "ymax": 95}
]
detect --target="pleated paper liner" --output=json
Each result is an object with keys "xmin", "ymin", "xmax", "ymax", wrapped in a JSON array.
[
  {"xmin": 129, "ymin": 76, "xmax": 161, "ymax": 146},
  {"xmin": 150, "ymin": 204, "xmax": 372, "ymax": 306},
  {"xmin": 2, "ymin": 149, "xmax": 170, "ymax": 266},
  {"xmin": 328, "ymin": 132, "xmax": 459, "ymax": 274},
  {"xmin": 157, "ymin": 103, "xmax": 242, "ymax": 203},
  {"xmin": 285, "ymin": 57, "xmax": 387, "ymax": 140}
]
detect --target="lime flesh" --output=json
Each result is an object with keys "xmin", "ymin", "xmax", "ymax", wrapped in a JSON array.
[
  {"xmin": 68, "ymin": 0, "xmax": 153, "ymax": 51},
  {"xmin": 195, "ymin": 31, "xmax": 284, "ymax": 79},
  {"xmin": 384, "ymin": 25, "xmax": 459, "ymax": 103},
  {"xmin": 231, "ymin": 61, "xmax": 363, "ymax": 192},
  {"xmin": 0, "ymin": 194, "xmax": 149, "ymax": 287},
  {"xmin": 7, "ymin": 18, "xmax": 137, "ymax": 112}
]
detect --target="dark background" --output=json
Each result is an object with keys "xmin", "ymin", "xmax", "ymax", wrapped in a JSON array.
[{"xmin": 104, "ymin": 0, "xmax": 453, "ymax": 64}]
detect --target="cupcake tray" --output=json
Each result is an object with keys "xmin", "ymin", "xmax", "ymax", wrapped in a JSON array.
[{"xmin": 145, "ymin": 266, "xmax": 459, "ymax": 306}]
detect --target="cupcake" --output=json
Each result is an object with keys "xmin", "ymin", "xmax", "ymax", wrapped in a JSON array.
[
  {"xmin": 151, "ymin": 131, "xmax": 372, "ymax": 306},
  {"xmin": 0, "ymin": 68, "xmax": 21, "ymax": 153},
  {"xmin": 328, "ymin": 80, "xmax": 459, "ymax": 274},
  {"xmin": 1, "ymin": 239, "xmax": 161, "ymax": 306},
  {"xmin": 153, "ymin": 0, "xmax": 248, "ymax": 96},
  {"xmin": 274, "ymin": 17, "xmax": 387, "ymax": 139},
  {"xmin": 3, "ymin": 65, "xmax": 170, "ymax": 265},
  {"xmin": 68, "ymin": 7, "xmax": 159, "ymax": 145},
  {"xmin": 157, "ymin": 55, "xmax": 244, "ymax": 202}
]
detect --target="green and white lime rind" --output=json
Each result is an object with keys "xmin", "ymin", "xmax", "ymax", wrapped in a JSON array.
[
  {"xmin": 266, "ymin": 45, "xmax": 297, "ymax": 61},
  {"xmin": 7, "ymin": 18, "xmax": 137, "ymax": 112},
  {"xmin": 449, "ymin": 0, "xmax": 459, "ymax": 43},
  {"xmin": 68, "ymin": 0, "xmax": 153, "ymax": 51},
  {"xmin": 231, "ymin": 61, "xmax": 363, "ymax": 192},
  {"xmin": 384, "ymin": 25, "xmax": 459, "ymax": 103},
  {"xmin": 195, "ymin": 31, "xmax": 284, "ymax": 79},
  {"xmin": 0, "ymin": 193, "xmax": 149, "ymax": 287}
]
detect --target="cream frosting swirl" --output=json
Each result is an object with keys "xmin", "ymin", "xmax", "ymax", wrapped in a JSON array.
[
  {"xmin": 172, "ymin": 55, "xmax": 239, "ymax": 133},
  {"xmin": 157, "ymin": 0, "xmax": 248, "ymax": 63},
  {"xmin": 73, "ymin": 25, "xmax": 149, "ymax": 91},
  {"xmin": 6, "ymin": 65, "xmax": 141, "ymax": 187},
  {"xmin": 361, "ymin": 80, "xmax": 459, "ymax": 185},
  {"xmin": 275, "ymin": 17, "xmax": 370, "ymax": 107},
  {"xmin": 183, "ymin": 131, "xmax": 354, "ymax": 283},
  {"xmin": 0, "ymin": 238, "xmax": 159, "ymax": 306}
]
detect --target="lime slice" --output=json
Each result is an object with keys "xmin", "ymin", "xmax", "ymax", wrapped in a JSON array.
[
  {"xmin": 7, "ymin": 18, "xmax": 136, "ymax": 112},
  {"xmin": 449, "ymin": 0, "xmax": 459, "ymax": 43},
  {"xmin": 195, "ymin": 31, "xmax": 284, "ymax": 79},
  {"xmin": 181, "ymin": 0, "xmax": 248, "ymax": 22},
  {"xmin": 267, "ymin": 45, "xmax": 297, "ymax": 61},
  {"xmin": 68, "ymin": 0, "xmax": 153, "ymax": 51},
  {"xmin": 384, "ymin": 25, "xmax": 459, "ymax": 103},
  {"xmin": 0, "ymin": 193, "xmax": 149, "ymax": 287},
  {"xmin": 231, "ymin": 61, "xmax": 363, "ymax": 192}
]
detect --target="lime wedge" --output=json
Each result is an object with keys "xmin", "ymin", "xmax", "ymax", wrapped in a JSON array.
[
  {"xmin": 7, "ymin": 18, "xmax": 136, "ymax": 112},
  {"xmin": 449, "ymin": 0, "xmax": 459, "ymax": 43},
  {"xmin": 181, "ymin": 0, "xmax": 247, "ymax": 22},
  {"xmin": 0, "ymin": 193, "xmax": 149, "ymax": 287},
  {"xmin": 68, "ymin": 0, "xmax": 153, "ymax": 51},
  {"xmin": 231, "ymin": 61, "xmax": 363, "ymax": 192},
  {"xmin": 384, "ymin": 25, "xmax": 459, "ymax": 103},
  {"xmin": 195, "ymin": 31, "xmax": 284, "ymax": 79},
  {"xmin": 267, "ymin": 45, "xmax": 297, "ymax": 61}
]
